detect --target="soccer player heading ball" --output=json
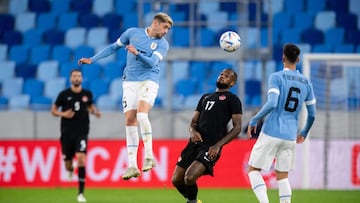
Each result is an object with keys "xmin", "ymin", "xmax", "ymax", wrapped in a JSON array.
[{"xmin": 78, "ymin": 12, "xmax": 173, "ymax": 180}]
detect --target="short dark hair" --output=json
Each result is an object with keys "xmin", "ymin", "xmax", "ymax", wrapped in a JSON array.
[
  {"xmin": 283, "ymin": 43, "xmax": 300, "ymax": 63},
  {"xmin": 224, "ymin": 68, "xmax": 238, "ymax": 83},
  {"xmin": 70, "ymin": 69, "xmax": 81, "ymax": 76}
]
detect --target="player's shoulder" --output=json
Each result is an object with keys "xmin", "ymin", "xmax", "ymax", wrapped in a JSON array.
[
  {"xmin": 81, "ymin": 88, "xmax": 92, "ymax": 95},
  {"xmin": 126, "ymin": 27, "xmax": 140, "ymax": 32},
  {"xmin": 124, "ymin": 27, "xmax": 142, "ymax": 35},
  {"xmin": 60, "ymin": 88, "xmax": 71, "ymax": 95},
  {"xmin": 198, "ymin": 93, "xmax": 212, "ymax": 102},
  {"xmin": 227, "ymin": 91, "xmax": 242, "ymax": 102},
  {"xmin": 157, "ymin": 37, "xmax": 169, "ymax": 48},
  {"xmin": 201, "ymin": 93, "xmax": 212, "ymax": 99},
  {"xmin": 56, "ymin": 88, "xmax": 71, "ymax": 99},
  {"xmin": 272, "ymin": 70, "xmax": 284, "ymax": 77}
]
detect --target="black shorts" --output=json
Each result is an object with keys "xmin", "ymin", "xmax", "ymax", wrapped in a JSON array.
[
  {"xmin": 176, "ymin": 141, "xmax": 220, "ymax": 176},
  {"xmin": 60, "ymin": 131, "xmax": 88, "ymax": 161}
]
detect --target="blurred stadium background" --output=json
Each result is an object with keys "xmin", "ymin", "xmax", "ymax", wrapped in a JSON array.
[{"xmin": 0, "ymin": 0, "xmax": 359, "ymax": 191}]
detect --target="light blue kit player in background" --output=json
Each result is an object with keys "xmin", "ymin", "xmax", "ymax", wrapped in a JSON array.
[
  {"xmin": 246, "ymin": 44, "xmax": 316, "ymax": 203},
  {"xmin": 78, "ymin": 12, "xmax": 173, "ymax": 180}
]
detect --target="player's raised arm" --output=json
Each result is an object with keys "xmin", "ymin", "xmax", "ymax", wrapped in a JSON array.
[{"xmin": 78, "ymin": 42, "xmax": 121, "ymax": 65}]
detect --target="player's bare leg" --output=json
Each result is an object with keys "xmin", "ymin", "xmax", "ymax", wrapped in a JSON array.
[
  {"xmin": 172, "ymin": 166, "xmax": 187, "ymax": 198},
  {"xmin": 183, "ymin": 161, "xmax": 205, "ymax": 203}
]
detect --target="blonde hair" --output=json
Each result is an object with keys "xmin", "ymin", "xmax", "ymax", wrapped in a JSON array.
[{"xmin": 153, "ymin": 12, "xmax": 173, "ymax": 26}]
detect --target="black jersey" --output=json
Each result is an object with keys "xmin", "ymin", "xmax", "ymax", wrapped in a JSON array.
[
  {"xmin": 195, "ymin": 91, "xmax": 242, "ymax": 146},
  {"xmin": 54, "ymin": 88, "xmax": 94, "ymax": 134}
]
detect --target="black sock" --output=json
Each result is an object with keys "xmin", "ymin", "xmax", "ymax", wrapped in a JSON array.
[
  {"xmin": 185, "ymin": 183, "xmax": 198, "ymax": 201},
  {"xmin": 174, "ymin": 183, "xmax": 188, "ymax": 198},
  {"xmin": 78, "ymin": 166, "xmax": 86, "ymax": 194}
]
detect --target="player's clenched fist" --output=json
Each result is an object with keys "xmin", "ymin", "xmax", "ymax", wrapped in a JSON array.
[{"xmin": 78, "ymin": 58, "xmax": 92, "ymax": 65}]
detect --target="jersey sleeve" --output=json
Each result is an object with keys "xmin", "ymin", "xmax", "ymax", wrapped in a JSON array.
[
  {"xmin": 87, "ymin": 90, "xmax": 94, "ymax": 105},
  {"xmin": 154, "ymin": 40, "xmax": 169, "ymax": 61},
  {"xmin": 54, "ymin": 91, "xmax": 64, "ymax": 107},
  {"xmin": 305, "ymin": 81, "xmax": 316, "ymax": 106},
  {"xmin": 249, "ymin": 74, "xmax": 280, "ymax": 126},
  {"xmin": 230, "ymin": 94, "xmax": 242, "ymax": 114},
  {"xmin": 268, "ymin": 73, "xmax": 281, "ymax": 91},
  {"xmin": 117, "ymin": 28, "xmax": 136, "ymax": 46},
  {"xmin": 196, "ymin": 94, "xmax": 208, "ymax": 112},
  {"xmin": 138, "ymin": 39, "xmax": 169, "ymax": 67}
]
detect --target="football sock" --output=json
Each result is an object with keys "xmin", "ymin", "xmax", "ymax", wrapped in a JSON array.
[
  {"xmin": 174, "ymin": 183, "xmax": 187, "ymax": 198},
  {"xmin": 137, "ymin": 113, "xmax": 153, "ymax": 159},
  {"xmin": 248, "ymin": 170, "xmax": 269, "ymax": 203},
  {"xmin": 185, "ymin": 183, "xmax": 198, "ymax": 201},
  {"xmin": 126, "ymin": 126, "xmax": 139, "ymax": 168},
  {"xmin": 278, "ymin": 178, "xmax": 292, "ymax": 203},
  {"xmin": 78, "ymin": 166, "xmax": 86, "ymax": 194}
]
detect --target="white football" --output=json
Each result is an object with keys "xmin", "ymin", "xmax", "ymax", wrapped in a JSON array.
[{"xmin": 219, "ymin": 31, "xmax": 241, "ymax": 52}]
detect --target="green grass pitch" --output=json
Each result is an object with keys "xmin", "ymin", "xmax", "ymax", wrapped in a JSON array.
[{"xmin": 0, "ymin": 188, "xmax": 359, "ymax": 203}]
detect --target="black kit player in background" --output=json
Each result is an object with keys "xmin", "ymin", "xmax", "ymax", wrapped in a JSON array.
[
  {"xmin": 171, "ymin": 68, "xmax": 243, "ymax": 203},
  {"xmin": 51, "ymin": 69, "xmax": 101, "ymax": 203}
]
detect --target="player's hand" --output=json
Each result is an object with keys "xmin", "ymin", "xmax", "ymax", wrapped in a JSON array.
[
  {"xmin": 78, "ymin": 58, "xmax": 92, "ymax": 65},
  {"xmin": 296, "ymin": 134, "xmax": 305, "ymax": 144},
  {"xmin": 126, "ymin": 45, "xmax": 139, "ymax": 55},
  {"xmin": 93, "ymin": 111, "xmax": 101, "ymax": 118},
  {"xmin": 62, "ymin": 109, "xmax": 75, "ymax": 119},
  {"xmin": 208, "ymin": 145, "xmax": 220, "ymax": 160},
  {"xmin": 247, "ymin": 125, "xmax": 257, "ymax": 139},
  {"xmin": 190, "ymin": 130, "xmax": 203, "ymax": 143}
]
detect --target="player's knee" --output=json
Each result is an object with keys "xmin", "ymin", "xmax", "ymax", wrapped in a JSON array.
[
  {"xmin": 136, "ymin": 112, "xmax": 149, "ymax": 123},
  {"xmin": 171, "ymin": 174, "xmax": 181, "ymax": 186},
  {"xmin": 76, "ymin": 153, "xmax": 86, "ymax": 166},
  {"xmin": 184, "ymin": 174, "xmax": 196, "ymax": 185},
  {"xmin": 77, "ymin": 159, "xmax": 86, "ymax": 167},
  {"xmin": 275, "ymin": 170, "xmax": 289, "ymax": 180},
  {"xmin": 125, "ymin": 111, "xmax": 137, "ymax": 125}
]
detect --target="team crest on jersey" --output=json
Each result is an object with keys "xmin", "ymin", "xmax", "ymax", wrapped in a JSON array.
[
  {"xmin": 219, "ymin": 95, "xmax": 226, "ymax": 100},
  {"xmin": 82, "ymin": 96, "xmax": 88, "ymax": 102},
  {"xmin": 150, "ymin": 42, "xmax": 157, "ymax": 50}
]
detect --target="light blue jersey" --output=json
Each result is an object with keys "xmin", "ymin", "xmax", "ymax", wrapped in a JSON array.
[
  {"xmin": 249, "ymin": 68, "xmax": 316, "ymax": 141},
  {"xmin": 118, "ymin": 28, "xmax": 169, "ymax": 83},
  {"xmin": 90, "ymin": 27, "xmax": 169, "ymax": 84}
]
